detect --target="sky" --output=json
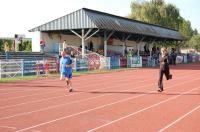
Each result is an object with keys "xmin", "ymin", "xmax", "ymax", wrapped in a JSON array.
[{"xmin": 0, "ymin": 0, "xmax": 199, "ymax": 39}]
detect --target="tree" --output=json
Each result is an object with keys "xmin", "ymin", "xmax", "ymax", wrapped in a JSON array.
[
  {"xmin": 129, "ymin": 0, "xmax": 181, "ymax": 30},
  {"xmin": 179, "ymin": 18, "xmax": 194, "ymax": 39},
  {"xmin": 193, "ymin": 29, "xmax": 199, "ymax": 35},
  {"xmin": 21, "ymin": 40, "xmax": 32, "ymax": 51},
  {"xmin": 188, "ymin": 35, "xmax": 200, "ymax": 52},
  {"xmin": 129, "ymin": 0, "xmax": 197, "ymax": 50},
  {"xmin": 3, "ymin": 39, "xmax": 13, "ymax": 51},
  {"xmin": 0, "ymin": 39, "xmax": 3, "ymax": 52}
]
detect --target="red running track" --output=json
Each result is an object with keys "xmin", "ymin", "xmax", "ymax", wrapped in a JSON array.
[{"xmin": 0, "ymin": 63, "xmax": 199, "ymax": 132}]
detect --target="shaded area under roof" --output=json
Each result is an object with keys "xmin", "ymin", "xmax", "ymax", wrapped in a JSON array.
[{"xmin": 29, "ymin": 8, "xmax": 185, "ymax": 41}]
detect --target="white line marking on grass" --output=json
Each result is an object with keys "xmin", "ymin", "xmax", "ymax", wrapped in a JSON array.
[
  {"xmin": 158, "ymin": 104, "xmax": 200, "ymax": 132},
  {"xmin": 15, "ymin": 78, "xmax": 200, "ymax": 132},
  {"xmin": 87, "ymin": 87, "xmax": 200, "ymax": 132}
]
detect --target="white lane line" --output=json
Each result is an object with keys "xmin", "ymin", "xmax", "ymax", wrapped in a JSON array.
[
  {"xmin": 0, "ymin": 74, "xmax": 153, "ymax": 101},
  {"xmin": 0, "ymin": 89, "xmax": 64, "ymax": 101},
  {"xmin": 87, "ymin": 87, "xmax": 200, "ymax": 132},
  {"xmin": 1, "ymin": 72, "xmax": 197, "ymax": 119},
  {"xmin": 0, "ymin": 69, "xmax": 194, "ymax": 101},
  {"xmin": 0, "ymin": 78, "xmax": 153, "ymax": 109},
  {"xmin": 15, "ymin": 78, "xmax": 200, "ymax": 132},
  {"xmin": 0, "ymin": 72, "xmax": 159, "ymax": 103},
  {"xmin": 1, "ymin": 71, "xmax": 195, "ymax": 109},
  {"xmin": 0, "ymin": 88, "xmax": 63, "ymax": 96},
  {"xmin": 0, "ymin": 81, "xmax": 155, "ymax": 120},
  {"xmin": 0, "ymin": 125, "xmax": 16, "ymax": 129},
  {"xmin": 0, "ymin": 69, "xmax": 192, "ymax": 96},
  {"xmin": 158, "ymin": 104, "xmax": 200, "ymax": 132}
]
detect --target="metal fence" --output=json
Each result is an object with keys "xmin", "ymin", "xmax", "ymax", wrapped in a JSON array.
[
  {"xmin": 0, "ymin": 59, "xmax": 58, "ymax": 78},
  {"xmin": 0, "ymin": 54, "xmax": 199, "ymax": 78},
  {"xmin": 0, "ymin": 59, "xmax": 23, "ymax": 78}
]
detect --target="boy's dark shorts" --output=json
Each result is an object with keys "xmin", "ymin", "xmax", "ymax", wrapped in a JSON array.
[{"xmin": 64, "ymin": 72, "xmax": 72, "ymax": 79}]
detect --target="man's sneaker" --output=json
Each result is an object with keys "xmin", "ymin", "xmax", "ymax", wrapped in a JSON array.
[
  {"xmin": 69, "ymin": 89, "xmax": 73, "ymax": 92},
  {"xmin": 157, "ymin": 89, "xmax": 163, "ymax": 92}
]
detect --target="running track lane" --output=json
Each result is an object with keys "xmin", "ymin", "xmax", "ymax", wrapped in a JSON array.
[
  {"xmin": 87, "ymin": 84, "xmax": 200, "ymax": 131},
  {"xmin": 0, "ymin": 63, "xmax": 198, "ymax": 131},
  {"xmin": 16, "ymin": 78, "xmax": 200, "ymax": 132},
  {"xmin": 159, "ymin": 104, "xmax": 200, "ymax": 132},
  {"xmin": 0, "ymin": 70, "xmax": 197, "ymax": 121},
  {"xmin": 0, "ymin": 68, "xmax": 195, "ymax": 109},
  {"xmin": 12, "ymin": 75, "xmax": 200, "ymax": 131},
  {"xmin": 0, "ymin": 69, "xmax": 157, "ymax": 104}
]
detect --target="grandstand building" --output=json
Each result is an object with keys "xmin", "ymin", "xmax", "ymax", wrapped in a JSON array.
[{"xmin": 29, "ymin": 8, "xmax": 185, "ymax": 58}]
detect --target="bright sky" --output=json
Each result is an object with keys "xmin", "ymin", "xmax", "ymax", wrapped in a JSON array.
[{"xmin": 0, "ymin": 0, "xmax": 199, "ymax": 39}]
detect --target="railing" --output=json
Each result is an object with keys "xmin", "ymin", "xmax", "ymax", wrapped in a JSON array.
[
  {"xmin": 0, "ymin": 59, "xmax": 24, "ymax": 78},
  {"xmin": 0, "ymin": 59, "xmax": 58, "ymax": 78},
  {"xmin": 1, "ymin": 53, "xmax": 199, "ymax": 78}
]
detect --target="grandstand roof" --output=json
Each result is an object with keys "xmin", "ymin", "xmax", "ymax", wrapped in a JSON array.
[{"xmin": 29, "ymin": 8, "xmax": 185, "ymax": 41}]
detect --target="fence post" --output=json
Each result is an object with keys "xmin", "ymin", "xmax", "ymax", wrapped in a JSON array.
[
  {"xmin": 118, "ymin": 57, "xmax": 121, "ymax": 68},
  {"xmin": 36, "ymin": 61, "xmax": 40, "ymax": 76},
  {"xmin": 73, "ymin": 58, "xmax": 77, "ymax": 72},
  {"xmin": 21, "ymin": 59, "xmax": 24, "ymax": 77},
  {"xmin": 0, "ymin": 60, "xmax": 1, "ymax": 78},
  {"xmin": 108, "ymin": 57, "xmax": 111, "ymax": 70}
]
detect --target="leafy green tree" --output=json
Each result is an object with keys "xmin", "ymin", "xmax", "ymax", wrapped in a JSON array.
[
  {"xmin": 188, "ymin": 35, "xmax": 200, "ymax": 52},
  {"xmin": 3, "ymin": 39, "xmax": 13, "ymax": 51},
  {"xmin": 22, "ymin": 40, "xmax": 32, "ymax": 51},
  {"xmin": 193, "ymin": 29, "xmax": 199, "ymax": 35},
  {"xmin": 179, "ymin": 18, "xmax": 194, "ymax": 39},
  {"xmin": 0, "ymin": 39, "xmax": 4, "ymax": 52},
  {"xmin": 129, "ymin": 0, "xmax": 198, "ymax": 51},
  {"xmin": 129, "ymin": 0, "xmax": 181, "ymax": 30}
]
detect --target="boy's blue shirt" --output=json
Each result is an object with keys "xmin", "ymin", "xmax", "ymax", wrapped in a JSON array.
[{"xmin": 61, "ymin": 56, "xmax": 72, "ymax": 74}]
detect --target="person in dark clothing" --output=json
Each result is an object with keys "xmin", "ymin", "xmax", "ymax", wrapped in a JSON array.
[
  {"xmin": 171, "ymin": 48, "xmax": 177, "ymax": 65},
  {"xmin": 158, "ymin": 48, "xmax": 172, "ymax": 92},
  {"xmin": 144, "ymin": 44, "xmax": 150, "ymax": 55},
  {"xmin": 89, "ymin": 41, "xmax": 93, "ymax": 51}
]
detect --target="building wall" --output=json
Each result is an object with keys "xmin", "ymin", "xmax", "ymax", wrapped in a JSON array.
[
  {"xmin": 31, "ymin": 32, "xmax": 40, "ymax": 52},
  {"xmin": 41, "ymin": 32, "xmax": 102, "ymax": 53},
  {"xmin": 40, "ymin": 32, "xmax": 149, "ymax": 54}
]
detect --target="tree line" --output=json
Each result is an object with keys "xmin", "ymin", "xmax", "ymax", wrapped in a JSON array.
[
  {"xmin": 129, "ymin": 0, "xmax": 200, "ymax": 52},
  {"xmin": 0, "ymin": 39, "xmax": 32, "ymax": 52}
]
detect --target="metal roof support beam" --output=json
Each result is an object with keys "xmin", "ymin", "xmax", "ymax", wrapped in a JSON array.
[
  {"xmin": 122, "ymin": 34, "xmax": 131, "ymax": 56},
  {"xmin": 70, "ymin": 29, "xmax": 85, "ymax": 58},
  {"xmin": 81, "ymin": 29, "xmax": 85, "ymax": 58},
  {"xmin": 122, "ymin": 34, "xmax": 126, "ymax": 56},
  {"xmin": 104, "ymin": 31, "xmax": 115, "ymax": 57},
  {"xmin": 149, "ymin": 39, "xmax": 156, "ymax": 59},
  {"xmin": 104, "ymin": 31, "xmax": 107, "ymax": 57},
  {"xmin": 107, "ymin": 31, "xmax": 115, "ymax": 40},
  {"xmin": 113, "ymin": 34, "xmax": 121, "ymax": 41},
  {"xmin": 70, "ymin": 29, "xmax": 82, "ymax": 38},
  {"xmin": 84, "ymin": 29, "xmax": 92, "ymax": 38},
  {"xmin": 85, "ymin": 29, "xmax": 99, "ymax": 41},
  {"xmin": 136, "ymin": 36, "xmax": 146, "ymax": 56},
  {"xmin": 125, "ymin": 34, "xmax": 132, "ymax": 41}
]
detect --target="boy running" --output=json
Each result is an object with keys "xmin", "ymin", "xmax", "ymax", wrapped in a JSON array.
[{"xmin": 61, "ymin": 50, "xmax": 73, "ymax": 92}]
